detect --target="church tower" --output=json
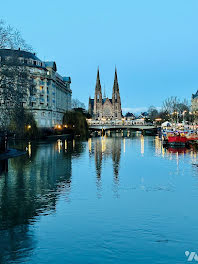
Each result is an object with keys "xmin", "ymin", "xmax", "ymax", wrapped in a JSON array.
[
  {"xmin": 94, "ymin": 68, "xmax": 102, "ymax": 119},
  {"xmin": 112, "ymin": 67, "xmax": 122, "ymax": 119}
]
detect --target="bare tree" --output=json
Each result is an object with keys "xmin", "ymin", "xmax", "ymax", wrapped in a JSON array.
[
  {"xmin": 162, "ymin": 96, "xmax": 189, "ymax": 114},
  {"xmin": 0, "ymin": 56, "xmax": 36, "ymax": 129},
  {"xmin": 148, "ymin": 106, "xmax": 159, "ymax": 121},
  {"xmin": 0, "ymin": 20, "xmax": 32, "ymax": 51},
  {"xmin": 72, "ymin": 98, "xmax": 85, "ymax": 109}
]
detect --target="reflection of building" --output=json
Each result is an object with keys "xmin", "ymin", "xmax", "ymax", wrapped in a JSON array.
[
  {"xmin": 0, "ymin": 49, "xmax": 72, "ymax": 127},
  {"xmin": 88, "ymin": 68, "xmax": 122, "ymax": 120},
  {"xmin": 0, "ymin": 140, "xmax": 85, "ymax": 263},
  {"xmin": 89, "ymin": 137, "xmax": 121, "ymax": 181}
]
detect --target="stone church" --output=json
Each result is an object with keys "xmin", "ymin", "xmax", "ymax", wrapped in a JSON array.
[{"xmin": 88, "ymin": 68, "xmax": 122, "ymax": 120}]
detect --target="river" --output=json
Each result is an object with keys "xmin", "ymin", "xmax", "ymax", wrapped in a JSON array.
[{"xmin": 0, "ymin": 133, "xmax": 198, "ymax": 264}]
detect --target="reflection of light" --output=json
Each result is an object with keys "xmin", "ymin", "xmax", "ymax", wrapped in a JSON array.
[
  {"xmin": 162, "ymin": 146, "xmax": 165, "ymax": 158},
  {"xmin": 141, "ymin": 135, "xmax": 144, "ymax": 155},
  {"xmin": 73, "ymin": 139, "xmax": 75, "ymax": 148},
  {"xmin": 176, "ymin": 152, "xmax": 179, "ymax": 167},
  {"xmin": 127, "ymin": 130, "xmax": 130, "ymax": 137},
  {"xmin": 88, "ymin": 138, "xmax": 92, "ymax": 152},
  {"xmin": 28, "ymin": 142, "xmax": 31, "ymax": 158},
  {"xmin": 101, "ymin": 136, "xmax": 106, "ymax": 153},
  {"xmin": 155, "ymin": 136, "xmax": 162, "ymax": 156},
  {"xmin": 57, "ymin": 139, "xmax": 62, "ymax": 153},
  {"xmin": 65, "ymin": 140, "xmax": 67, "ymax": 151},
  {"xmin": 123, "ymin": 138, "xmax": 126, "ymax": 153}
]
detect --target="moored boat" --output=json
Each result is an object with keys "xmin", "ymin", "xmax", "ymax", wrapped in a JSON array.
[{"xmin": 167, "ymin": 135, "xmax": 188, "ymax": 146}]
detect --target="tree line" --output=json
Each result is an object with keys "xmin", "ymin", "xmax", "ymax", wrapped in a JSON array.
[{"xmin": 147, "ymin": 96, "xmax": 193, "ymax": 124}]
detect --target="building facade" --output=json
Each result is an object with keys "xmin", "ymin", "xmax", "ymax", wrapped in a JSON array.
[
  {"xmin": 88, "ymin": 68, "xmax": 122, "ymax": 120},
  {"xmin": 0, "ymin": 49, "xmax": 72, "ymax": 128}
]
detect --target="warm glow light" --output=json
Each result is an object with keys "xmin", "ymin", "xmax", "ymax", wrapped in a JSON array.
[
  {"xmin": 56, "ymin": 125, "xmax": 62, "ymax": 129},
  {"xmin": 65, "ymin": 140, "xmax": 67, "ymax": 150},
  {"xmin": 27, "ymin": 125, "xmax": 31, "ymax": 129},
  {"xmin": 141, "ymin": 135, "xmax": 144, "ymax": 156},
  {"xmin": 88, "ymin": 138, "xmax": 92, "ymax": 152},
  {"xmin": 57, "ymin": 139, "xmax": 61, "ymax": 153},
  {"xmin": 28, "ymin": 142, "xmax": 31, "ymax": 158}
]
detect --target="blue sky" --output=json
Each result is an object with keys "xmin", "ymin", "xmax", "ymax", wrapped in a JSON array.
[{"xmin": 1, "ymin": 0, "xmax": 198, "ymax": 113}]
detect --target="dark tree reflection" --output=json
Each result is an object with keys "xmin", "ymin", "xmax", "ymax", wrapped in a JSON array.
[{"xmin": 0, "ymin": 140, "xmax": 85, "ymax": 263}]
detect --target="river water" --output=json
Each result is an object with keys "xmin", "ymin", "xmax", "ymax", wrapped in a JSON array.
[{"xmin": 0, "ymin": 134, "xmax": 198, "ymax": 264}]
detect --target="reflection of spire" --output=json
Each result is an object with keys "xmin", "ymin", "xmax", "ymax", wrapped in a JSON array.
[
  {"xmin": 112, "ymin": 137, "xmax": 121, "ymax": 180},
  {"xmin": 94, "ymin": 139, "xmax": 103, "ymax": 198},
  {"xmin": 94, "ymin": 139, "xmax": 102, "ymax": 180}
]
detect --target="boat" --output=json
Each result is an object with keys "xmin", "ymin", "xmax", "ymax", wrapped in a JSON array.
[{"xmin": 167, "ymin": 134, "xmax": 188, "ymax": 146}]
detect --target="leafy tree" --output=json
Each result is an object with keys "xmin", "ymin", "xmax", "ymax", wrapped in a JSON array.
[
  {"xmin": 9, "ymin": 106, "xmax": 38, "ymax": 139},
  {"xmin": 63, "ymin": 110, "xmax": 88, "ymax": 138}
]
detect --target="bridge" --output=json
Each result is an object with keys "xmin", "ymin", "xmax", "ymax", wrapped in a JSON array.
[{"xmin": 89, "ymin": 124, "xmax": 157, "ymax": 131}]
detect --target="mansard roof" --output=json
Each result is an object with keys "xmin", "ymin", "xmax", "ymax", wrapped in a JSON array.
[
  {"xmin": 0, "ymin": 48, "xmax": 41, "ymax": 60},
  {"xmin": 44, "ymin": 61, "xmax": 57, "ymax": 71},
  {"xmin": 63, "ymin": 77, "xmax": 71, "ymax": 83}
]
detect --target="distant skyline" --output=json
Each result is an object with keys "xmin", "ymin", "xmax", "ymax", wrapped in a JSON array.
[{"xmin": 1, "ymin": 0, "xmax": 198, "ymax": 113}]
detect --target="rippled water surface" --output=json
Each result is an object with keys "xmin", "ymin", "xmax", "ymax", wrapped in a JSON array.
[{"xmin": 1, "ymin": 134, "xmax": 198, "ymax": 264}]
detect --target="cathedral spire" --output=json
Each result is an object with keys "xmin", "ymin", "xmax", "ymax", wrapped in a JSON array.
[
  {"xmin": 95, "ymin": 66, "xmax": 101, "ymax": 92},
  {"xmin": 113, "ymin": 66, "xmax": 119, "ymax": 92},
  {"xmin": 97, "ymin": 66, "xmax": 100, "ymax": 81},
  {"xmin": 114, "ymin": 66, "xmax": 117, "ymax": 82}
]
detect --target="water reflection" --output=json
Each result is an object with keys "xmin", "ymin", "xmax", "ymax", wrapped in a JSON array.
[
  {"xmin": 154, "ymin": 135, "xmax": 198, "ymax": 163},
  {"xmin": 0, "ymin": 139, "xmax": 85, "ymax": 263},
  {"xmin": 88, "ymin": 136, "xmax": 122, "ymax": 197},
  {"xmin": 0, "ymin": 135, "xmax": 198, "ymax": 263},
  {"xmin": 0, "ymin": 160, "xmax": 8, "ymax": 175}
]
